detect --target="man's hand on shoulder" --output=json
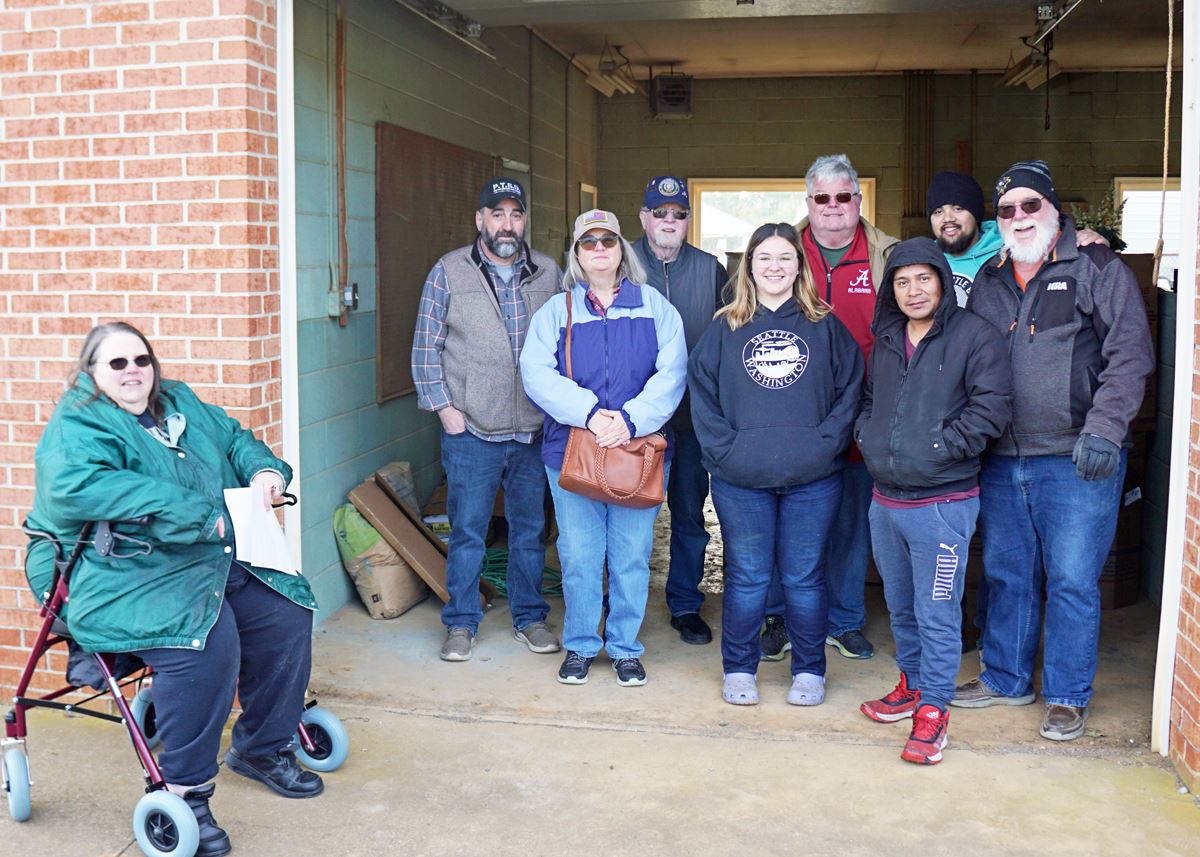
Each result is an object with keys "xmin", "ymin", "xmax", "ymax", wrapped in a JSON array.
[
  {"xmin": 438, "ymin": 405, "xmax": 467, "ymax": 435},
  {"xmin": 1076, "ymin": 228, "xmax": 1110, "ymax": 248}
]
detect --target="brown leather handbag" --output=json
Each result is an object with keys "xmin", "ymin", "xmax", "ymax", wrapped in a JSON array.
[{"xmin": 556, "ymin": 288, "xmax": 667, "ymax": 509}]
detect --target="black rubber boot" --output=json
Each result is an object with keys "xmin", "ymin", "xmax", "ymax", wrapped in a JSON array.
[{"xmin": 183, "ymin": 783, "xmax": 233, "ymax": 857}]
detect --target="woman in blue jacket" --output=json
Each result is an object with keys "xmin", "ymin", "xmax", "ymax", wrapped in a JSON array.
[
  {"xmin": 520, "ymin": 210, "xmax": 686, "ymax": 688},
  {"xmin": 689, "ymin": 223, "xmax": 863, "ymax": 707}
]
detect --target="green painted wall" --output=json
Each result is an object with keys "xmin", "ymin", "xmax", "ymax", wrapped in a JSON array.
[{"xmin": 293, "ymin": 0, "xmax": 597, "ymax": 618}]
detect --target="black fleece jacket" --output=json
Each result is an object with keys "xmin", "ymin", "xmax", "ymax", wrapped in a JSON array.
[
  {"xmin": 688, "ymin": 298, "xmax": 863, "ymax": 489},
  {"xmin": 855, "ymin": 238, "xmax": 1013, "ymax": 500}
]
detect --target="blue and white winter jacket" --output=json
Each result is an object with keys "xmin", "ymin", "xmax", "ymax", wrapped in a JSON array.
[{"xmin": 520, "ymin": 278, "xmax": 687, "ymax": 470}]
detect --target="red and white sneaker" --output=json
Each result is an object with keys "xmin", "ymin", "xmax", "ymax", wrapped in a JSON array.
[
  {"xmin": 860, "ymin": 672, "xmax": 922, "ymax": 723},
  {"xmin": 901, "ymin": 704, "xmax": 949, "ymax": 765}
]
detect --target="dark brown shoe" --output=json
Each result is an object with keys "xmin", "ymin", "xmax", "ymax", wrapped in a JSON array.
[{"xmin": 1039, "ymin": 704, "xmax": 1087, "ymax": 741}]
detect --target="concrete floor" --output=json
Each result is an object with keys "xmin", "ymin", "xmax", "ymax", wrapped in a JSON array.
[{"xmin": 3, "ymin": 589, "xmax": 1198, "ymax": 856}]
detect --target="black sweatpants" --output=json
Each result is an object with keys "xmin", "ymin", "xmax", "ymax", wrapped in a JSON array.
[{"xmin": 134, "ymin": 562, "xmax": 314, "ymax": 786}]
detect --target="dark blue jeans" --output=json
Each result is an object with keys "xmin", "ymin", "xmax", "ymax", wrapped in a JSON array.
[
  {"xmin": 134, "ymin": 563, "xmax": 313, "ymax": 786},
  {"xmin": 665, "ymin": 428, "xmax": 710, "ymax": 617},
  {"xmin": 765, "ymin": 460, "xmax": 871, "ymax": 636},
  {"xmin": 977, "ymin": 452, "xmax": 1126, "ymax": 707},
  {"xmin": 869, "ymin": 497, "xmax": 978, "ymax": 711},
  {"xmin": 711, "ymin": 473, "xmax": 841, "ymax": 677},
  {"xmin": 440, "ymin": 429, "xmax": 549, "ymax": 634}
]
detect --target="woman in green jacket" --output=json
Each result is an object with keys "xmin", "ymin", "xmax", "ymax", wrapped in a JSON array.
[{"xmin": 25, "ymin": 323, "xmax": 320, "ymax": 857}]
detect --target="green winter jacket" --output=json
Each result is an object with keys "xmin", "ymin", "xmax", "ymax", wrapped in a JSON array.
[{"xmin": 24, "ymin": 375, "xmax": 317, "ymax": 654}]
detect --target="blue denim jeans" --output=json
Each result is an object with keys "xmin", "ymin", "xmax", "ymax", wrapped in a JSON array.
[
  {"xmin": 869, "ymin": 498, "xmax": 978, "ymax": 711},
  {"xmin": 440, "ymin": 429, "xmax": 549, "ymax": 634},
  {"xmin": 978, "ymin": 452, "xmax": 1127, "ymax": 707},
  {"xmin": 665, "ymin": 428, "xmax": 710, "ymax": 617},
  {"xmin": 545, "ymin": 464, "xmax": 669, "ymax": 659},
  {"xmin": 765, "ymin": 460, "xmax": 870, "ymax": 636},
  {"xmin": 711, "ymin": 473, "xmax": 841, "ymax": 677}
]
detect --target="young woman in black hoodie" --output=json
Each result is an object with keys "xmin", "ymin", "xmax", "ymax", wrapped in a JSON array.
[{"xmin": 688, "ymin": 223, "xmax": 863, "ymax": 707}]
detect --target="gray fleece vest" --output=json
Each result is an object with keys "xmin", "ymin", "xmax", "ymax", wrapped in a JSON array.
[{"xmin": 439, "ymin": 245, "xmax": 559, "ymax": 437}]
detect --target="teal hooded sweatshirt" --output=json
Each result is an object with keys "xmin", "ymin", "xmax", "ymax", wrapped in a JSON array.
[{"xmin": 944, "ymin": 219, "xmax": 1004, "ymax": 307}]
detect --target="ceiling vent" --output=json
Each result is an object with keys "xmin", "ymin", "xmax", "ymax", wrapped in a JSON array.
[{"xmin": 650, "ymin": 74, "xmax": 693, "ymax": 120}]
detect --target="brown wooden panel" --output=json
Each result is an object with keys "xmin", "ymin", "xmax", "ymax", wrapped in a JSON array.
[{"xmin": 374, "ymin": 122, "xmax": 497, "ymax": 402}]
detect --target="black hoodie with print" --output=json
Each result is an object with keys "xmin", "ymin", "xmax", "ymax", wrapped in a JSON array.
[
  {"xmin": 855, "ymin": 237, "xmax": 1013, "ymax": 500},
  {"xmin": 688, "ymin": 297, "xmax": 863, "ymax": 490}
]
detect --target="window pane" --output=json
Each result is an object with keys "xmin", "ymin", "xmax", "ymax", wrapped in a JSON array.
[
  {"xmin": 1120, "ymin": 189, "xmax": 1180, "ymax": 288},
  {"xmin": 697, "ymin": 190, "xmax": 806, "ymax": 259}
]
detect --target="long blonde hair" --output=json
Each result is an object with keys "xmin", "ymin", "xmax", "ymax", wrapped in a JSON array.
[{"xmin": 717, "ymin": 222, "xmax": 829, "ymax": 330}]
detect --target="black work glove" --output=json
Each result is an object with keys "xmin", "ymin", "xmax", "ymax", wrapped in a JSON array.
[{"xmin": 1072, "ymin": 433, "xmax": 1120, "ymax": 482}]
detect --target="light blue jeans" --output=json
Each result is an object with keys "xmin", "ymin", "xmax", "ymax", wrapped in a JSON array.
[{"xmin": 546, "ymin": 464, "xmax": 669, "ymax": 659}]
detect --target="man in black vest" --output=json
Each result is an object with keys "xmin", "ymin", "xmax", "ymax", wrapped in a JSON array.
[{"xmin": 632, "ymin": 175, "xmax": 729, "ymax": 645}]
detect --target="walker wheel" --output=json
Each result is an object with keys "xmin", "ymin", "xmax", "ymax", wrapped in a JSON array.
[
  {"xmin": 294, "ymin": 706, "xmax": 349, "ymax": 772},
  {"xmin": 132, "ymin": 791, "xmax": 199, "ymax": 857},
  {"xmin": 131, "ymin": 686, "xmax": 162, "ymax": 751},
  {"xmin": 3, "ymin": 745, "xmax": 32, "ymax": 823}
]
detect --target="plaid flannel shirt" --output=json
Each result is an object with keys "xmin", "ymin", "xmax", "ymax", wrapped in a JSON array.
[{"xmin": 412, "ymin": 239, "xmax": 540, "ymax": 443}]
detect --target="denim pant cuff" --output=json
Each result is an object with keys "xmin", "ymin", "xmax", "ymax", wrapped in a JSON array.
[
  {"xmin": 513, "ymin": 616, "xmax": 549, "ymax": 632},
  {"xmin": 1043, "ymin": 697, "xmax": 1090, "ymax": 709}
]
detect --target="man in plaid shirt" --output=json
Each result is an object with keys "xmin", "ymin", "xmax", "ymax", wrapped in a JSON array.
[{"xmin": 412, "ymin": 178, "xmax": 564, "ymax": 662}]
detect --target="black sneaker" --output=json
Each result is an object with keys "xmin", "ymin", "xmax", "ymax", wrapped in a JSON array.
[
  {"xmin": 612, "ymin": 657, "xmax": 647, "ymax": 687},
  {"xmin": 669, "ymin": 612, "xmax": 713, "ymax": 645},
  {"xmin": 182, "ymin": 784, "xmax": 232, "ymax": 857},
  {"xmin": 557, "ymin": 651, "xmax": 593, "ymax": 684},
  {"xmin": 826, "ymin": 629, "xmax": 875, "ymax": 659},
  {"xmin": 760, "ymin": 615, "xmax": 790, "ymax": 661}
]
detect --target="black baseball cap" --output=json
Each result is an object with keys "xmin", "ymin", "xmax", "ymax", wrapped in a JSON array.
[{"xmin": 478, "ymin": 177, "xmax": 527, "ymax": 211}]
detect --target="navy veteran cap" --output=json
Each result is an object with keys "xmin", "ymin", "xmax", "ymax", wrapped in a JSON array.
[
  {"xmin": 479, "ymin": 177, "xmax": 527, "ymax": 211},
  {"xmin": 643, "ymin": 175, "xmax": 689, "ymax": 210}
]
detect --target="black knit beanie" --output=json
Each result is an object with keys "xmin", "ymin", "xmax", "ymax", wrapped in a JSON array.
[
  {"xmin": 926, "ymin": 171, "xmax": 986, "ymax": 225},
  {"xmin": 992, "ymin": 160, "xmax": 1060, "ymax": 211}
]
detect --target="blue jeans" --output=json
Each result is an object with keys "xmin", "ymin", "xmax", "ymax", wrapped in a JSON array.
[
  {"xmin": 440, "ymin": 429, "xmax": 549, "ymax": 634},
  {"xmin": 545, "ymin": 464, "xmax": 668, "ymax": 659},
  {"xmin": 665, "ymin": 428, "xmax": 710, "ymax": 616},
  {"xmin": 765, "ymin": 460, "xmax": 870, "ymax": 636},
  {"xmin": 978, "ymin": 452, "xmax": 1127, "ymax": 707},
  {"xmin": 711, "ymin": 473, "xmax": 841, "ymax": 677},
  {"xmin": 869, "ymin": 498, "xmax": 978, "ymax": 711}
]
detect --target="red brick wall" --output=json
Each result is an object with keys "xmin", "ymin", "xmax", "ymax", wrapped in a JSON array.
[
  {"xmin": 0, "ymin": 1, "xmax": 281, "ymax": 693},
  {"xmin": 1171, "ymin": 198, "xmax": 1200, "ymax": 792}
]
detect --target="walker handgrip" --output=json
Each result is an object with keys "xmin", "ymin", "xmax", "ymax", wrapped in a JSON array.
[{"xmin": 271, "ymin": 492, "xmax": 298, "ymax": 508}]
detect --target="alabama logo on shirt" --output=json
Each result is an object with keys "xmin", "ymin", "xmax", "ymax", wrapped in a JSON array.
[{"xmin": 743, "ymin": 330, "xmax": 809, "ymax": 389}]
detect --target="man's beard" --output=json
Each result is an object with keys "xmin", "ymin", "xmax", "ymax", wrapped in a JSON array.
[
  {"xmin": 483, "ymin": 227, "xmax": 522, "ymax": 259},
  {"xmin": 936, "ymin": 221, "xmax": 979, "ymax": 256},
  {"xmin": 1001, "ymin": 216, "xmax": 1058, "ymax": 264},
  {"xmin": 651, "ymin": 230, "xmax": 684, "ymax": 252}
]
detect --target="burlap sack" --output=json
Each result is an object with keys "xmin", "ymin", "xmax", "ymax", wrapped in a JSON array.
[{"xmin": 333, "ymin": 503, "xmax": 427, "ymax": 619}]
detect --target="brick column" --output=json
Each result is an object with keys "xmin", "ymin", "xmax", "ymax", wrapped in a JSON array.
[{"xmin": 0, "ymin": 1, "xmax": 281, "ymax": 692}]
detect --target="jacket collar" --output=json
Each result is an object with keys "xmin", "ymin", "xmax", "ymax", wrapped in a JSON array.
[
  {"xmin": 569, "ymin": 277, "xmax": 645, "ymax": 315},
  {"xmin": 634, "ymin": 235, "xmax": 693, "ymax": 269}
]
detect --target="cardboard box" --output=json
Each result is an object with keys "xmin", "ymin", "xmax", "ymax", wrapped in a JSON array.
[{"xmin": 349, "ymin": 478, "xmax": 496, "ymax": 607}]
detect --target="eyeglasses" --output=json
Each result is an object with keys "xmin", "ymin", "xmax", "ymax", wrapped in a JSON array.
[
  {"xmin": 647, "ymin": 208, "xmax": 690, "ymax": 221},
  {"xmin": 995, "ymin": 198, "xmax": 1045, "ymax": 220},
  {"xmin": 577, "ymin": 234, "xmax": 619, "ymax": 250},
  {"xmin": 752, "ymin": 254, "xmax": 799, "ymax": 266},
  {"xmin": 102, "ymin": 355, "xmax": 153, "ymax": 371},
  {"xmin": 808, "ymin": 192, "xmax": 859, "ymax": 206}
]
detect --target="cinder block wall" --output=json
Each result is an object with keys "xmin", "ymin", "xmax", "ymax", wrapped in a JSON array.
[
  {"xmin": 597, "ymin": 71, "xmax": 1182, "ymax": 238},
  {"xmin": 0, "ymin": 0, "xmax": 281, "ymax": 692}
]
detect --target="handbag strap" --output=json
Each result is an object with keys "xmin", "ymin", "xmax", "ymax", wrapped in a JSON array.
[
  {"xmin": 563, "ymin": 285, "xmax": 575, "ymax": 381},
  {"xmin": 595, "ymin": 442, "xmax": 658, "ymax": 501}
]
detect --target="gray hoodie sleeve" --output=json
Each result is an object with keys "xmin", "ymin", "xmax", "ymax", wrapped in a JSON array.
[{"xmin": 1081, "ymin": 251, "xmax": 1154, "ymax": 446}]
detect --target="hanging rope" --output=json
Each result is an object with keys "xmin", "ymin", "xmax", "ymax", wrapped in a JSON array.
[{"xmin": 1152, "ymin": 0, "xmax": 1174, "ymax": 286}]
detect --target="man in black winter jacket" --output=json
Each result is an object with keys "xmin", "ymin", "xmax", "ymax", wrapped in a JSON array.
[
  {"xmin": 855, "ymin": 237, "xmax": 1012, "ymax": 765},
  {"xmin": 952, "ymin": 161, "xmax": 1154, "ymax": 743}
]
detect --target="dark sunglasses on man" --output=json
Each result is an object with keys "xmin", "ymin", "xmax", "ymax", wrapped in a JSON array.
[
  {"xmin": 808, "ymin": 192, "xmax": 859, "ymax": 205},
  {"xmin": 646, "ymin": 208, "xmax": 689, "ymax": 221},
  {"xmin": 995, "ymin": 198, "xmax": 1045, "ymax": 220},
  {"xmin": 577, "ymin": 233, "xmax": 620, "ymax": 250},
  {"xmin": 102, "ymin": 355, "xmax": 153, "ymax": 371}
]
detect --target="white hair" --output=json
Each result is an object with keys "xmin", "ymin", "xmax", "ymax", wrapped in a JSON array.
[{"xmin": 806, "ymin": 153, "xmax": 860, "ymax": 194}]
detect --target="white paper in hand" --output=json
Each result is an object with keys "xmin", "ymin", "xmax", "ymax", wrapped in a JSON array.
[{"xmin": 222, "ymin": 484, "xmax": 299, "ymax": 575}]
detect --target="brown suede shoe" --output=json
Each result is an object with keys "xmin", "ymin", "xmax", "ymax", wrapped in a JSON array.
[{"xmin": 1039, "ymin": 704, "xmax": 1087, "ymax": 741}]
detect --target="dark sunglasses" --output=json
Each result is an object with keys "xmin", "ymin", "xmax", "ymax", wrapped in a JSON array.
[
  {"xmin": 577, "ymin": 234, "xmax": 619, "ymax": 250},
  {"xmin": 103, "ymin": 354, "xmax": 153, "ymax": 371},
  {"xmin": 995, "ymin": 198, "xmax": 1045, "ymax": 220},
  {"xmin": 648, "ymin": 208, "xmax": 689, "ymax": 221},
  {"xmin": 809, "ymin": 192, "xmax": 858, "ymax": 205}
]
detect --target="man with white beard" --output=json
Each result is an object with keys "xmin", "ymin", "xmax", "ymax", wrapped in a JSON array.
[
  {"xmin": 412, "ymin": 177, "xmax": 564, "ymax": 662},
  {"xmin": 953, "ymin": 161, "xmax": 1153, "ymax": 742}
]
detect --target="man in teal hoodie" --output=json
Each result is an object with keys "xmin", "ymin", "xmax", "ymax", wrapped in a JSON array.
[{"xmin": 927, "ymin": 172, "xmax": 1108, "ymax": 308}]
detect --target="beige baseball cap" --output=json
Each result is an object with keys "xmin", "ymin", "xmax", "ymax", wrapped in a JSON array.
[{"xmin": 572, "ymin": 209, "xmax": 622, "ymax": 243}]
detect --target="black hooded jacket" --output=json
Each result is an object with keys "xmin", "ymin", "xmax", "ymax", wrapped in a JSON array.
[{"xmin": 854, "ymin": 238, "xmax": 1013, "ymax": 500}]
